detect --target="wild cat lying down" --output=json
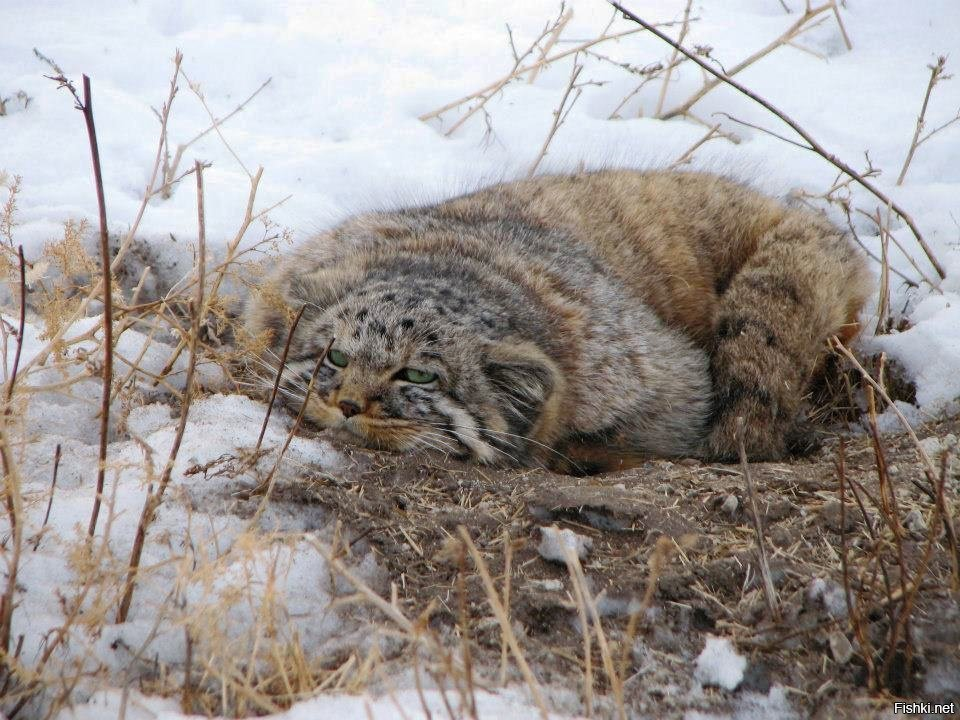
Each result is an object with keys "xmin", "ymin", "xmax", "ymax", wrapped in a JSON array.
[{"xmin": 244, "ymin": 170, "xmax": 870, "ymax": 473}]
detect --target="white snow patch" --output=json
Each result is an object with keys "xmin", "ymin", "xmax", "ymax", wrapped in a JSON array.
[
  {"xmin": 57, "ymin": 686, "xmax": 578, "ymax": 720},
  {"xmin": 807, "ymin": 577, "xmax": 849, "ymax": 619},
  {"xmin": 538, "ymin": 525, "xmax": 593, "ymax": 562},
  {"xmin": 694, "ymin": 637, "xmax": 747, "ymax": 691}
]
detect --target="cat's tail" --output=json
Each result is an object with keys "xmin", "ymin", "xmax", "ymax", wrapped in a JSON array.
[{"xmin": 703, "ymin": 208, "xmax": 872, "ymax": 460}]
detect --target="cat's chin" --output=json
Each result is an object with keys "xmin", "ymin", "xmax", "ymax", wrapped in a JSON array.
[{"xmin": 324, "ymin": 419, "xmax": 474, "ymax": 461}]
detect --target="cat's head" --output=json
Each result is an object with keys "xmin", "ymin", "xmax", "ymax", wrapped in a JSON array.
[{"xmin": 246, "ymin": 260, "xmax": 564, "ymax": 465}]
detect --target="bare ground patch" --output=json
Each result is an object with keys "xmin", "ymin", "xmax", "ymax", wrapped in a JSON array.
[{"xmin": 254, "ymin": 418, "xmax": 960, "ymax": 719}]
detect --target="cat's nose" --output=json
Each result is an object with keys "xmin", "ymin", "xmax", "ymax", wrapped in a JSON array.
[{"xmin": 338, "ymin": 399, "xmax": 362, "ymax": 418}]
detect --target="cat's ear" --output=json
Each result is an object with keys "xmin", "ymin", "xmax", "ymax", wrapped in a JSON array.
[
  {"xmin": 288, "ymin": 265, "xmax": 361, "ymax": 309},
  {"xmin": 482, "ymin": 340, "xmax": 563, "ymax": 438}
]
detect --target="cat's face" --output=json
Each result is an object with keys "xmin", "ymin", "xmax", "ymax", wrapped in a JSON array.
[{"xmin": 259, "ymin": 277, "xmax": 562, "ymax": 466}]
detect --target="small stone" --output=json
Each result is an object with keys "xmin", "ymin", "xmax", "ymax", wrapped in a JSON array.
[
  {"xmin": 820, "ymin": 499, "xmax": 855, "ymax": 533},
  {"xmin": 904, "ymin": 508, "xmax": 926, "ymax": 535},
  {"xmin": 887, "ymin": 464, "xmax": 900, "ymax": 476},
  {"xmin": 721, "ymin": 494, "xmax": 739, "ymax": 515},
  {"xmin": 828, "ymin": 630, "xmax": 854, "ymax": 665},
  {"xmin": 528, "ymin": 578, "xmax": 564, "ymax": 592},
  {"xmin": 769, "ymin": 525, "xmax": 796, "ymax": 548},
  {"xmin": 763, "ymin": 498, "xmax": 797, "ymax": 522},
  {"xmin": 918, "ymin": 436, "xmax": 943, "ymax": 458}
]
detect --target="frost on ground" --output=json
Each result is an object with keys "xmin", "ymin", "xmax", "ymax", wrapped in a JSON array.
[{"xmin": 2, "ymin": 1, "xmax": 960, "ymax": 719}]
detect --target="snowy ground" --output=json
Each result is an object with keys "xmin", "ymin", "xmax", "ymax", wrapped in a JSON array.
[{"xmin": 2, "ymin": 1, "xmax": 960, "ymax": 718}]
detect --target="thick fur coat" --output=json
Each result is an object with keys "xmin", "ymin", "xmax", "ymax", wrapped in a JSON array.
[{"xmin": 245, "ymin": 170, "xmax": 871, "ymax": 471}]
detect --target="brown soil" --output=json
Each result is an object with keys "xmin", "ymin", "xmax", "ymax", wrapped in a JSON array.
[{"xmin": 271, "ymin": 419, "xmax": 960, "ymax": 719}]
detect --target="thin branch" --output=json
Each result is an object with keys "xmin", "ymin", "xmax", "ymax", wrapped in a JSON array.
[
  {"xmin": 247, "ymin": 337, "xmax": 333, "ymax": 525},
  {"xmin": 712, "ymin": 111, "xmax": 811, "ymax": 151},
  {"xmin": 832, "ymin": 337, "xmax": 959, "ymax": 584},
  {"xmin": 610, "ymin": 2, "xmax": 946, "ymax": 281},
  {"xmin": 458, "ymin": 528, "xmax": 549, "ymax": 720},
  {"xmin": 254, "ymin": 305, "xmax": 307, "ymax": 454},
  {"xmin": 830, "ymin": 0, "xmax": 853, "ymax": 51},
  {"xmin": 659, "ymin": 2, "xmax": 834, "ymax": 120},
  {"xmin": 897, "ymin": 56, "xmax": 955, "ymax": 186},
  {"xmin": 3, "ymin": 246, "xmax": 25, "ymax": 401},
  {"xmin": 528, "ymin": 59, "xmax": 584, "ymax": 178},
  {"xmin": 421, "ymin": 22, "xmax": 673, "ymax": 125},
  {"xmin": 669, "ymin": 122, "xmax": 722, "ymax": 167},
  {"xmin": 165, "ymin": 75, "xmax": 272, "ymax": 190},
  {"xmin": 654, "ymin": 0, "xmax": 693, "ymax": 117},
  {"xmin": 855, "ymin": 207, "xmax": 941, "ymax": 292},
  {"xmin": 527, "ymin": 8, "xmax": 574, "ymax": 84},
  {"xmin": 32, "ymin": 444, "xmax": 62, "ymax": 552},
  {"xmin": 0, "ymin": 247, "xmax": 26, "ymax": 655},
  {"xmin": 19, "ymin": 51, "xmax": 183, "ymax": 377},
  {"xmin": 562, "ymin": 544, "xmax": 626, "ymax": 720},
  {"xmin": 78, "ymin": 74, "xmax": 115, "ymax": 539},
  {"xmin": 736, "ymin": 418, "xmax": 781, "ymax": 621},
  {"xmin": 117, "ymin": 161, "xmax": 206, "ymax": 623}
]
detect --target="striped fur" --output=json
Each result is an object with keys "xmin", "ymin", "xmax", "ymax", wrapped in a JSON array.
[{"xmin": 244, "ymin": 170, "xmax": 871, "ymax": 471}]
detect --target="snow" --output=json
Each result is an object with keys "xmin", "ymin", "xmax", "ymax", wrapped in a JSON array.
[
  {"xmin": 538, "ymin": 525, "xmax": 594, "ymax": 562},
  {"xmin": 694, "ymin": 637, "xmax": 747, "ymax": 691},
  {"xmin": 3, "ymin": 0, "xmax": 960, "ymax": 718},
  {"xmin": 807, "ymin": 577, "xmax": 850, "ymax": 620},
  {"xmin": 56, "ymin": 686, "xmax": 577, "ymax": 720}
]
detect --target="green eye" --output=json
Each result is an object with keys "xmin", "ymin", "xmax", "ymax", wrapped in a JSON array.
[
  {"xmin": 399, "ymin": 368, "xmax": 438, "ymax": 384},
  {"xmin": 327, "ymin": 349, "xmax": 349, "ymax": 368}
]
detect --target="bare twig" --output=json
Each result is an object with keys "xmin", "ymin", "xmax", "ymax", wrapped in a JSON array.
[
  {"xmin": 254, "ymin": 305, "xmax": 307, "ymax": 454},
  {"xmin": 164, "ymin": 76, "xmax": 272, "ymax": 194},
  {"xmin": 669, "ymin": 123, "xmax": 722, "ymax": 167},
  {"xmin": 562, "ymin": 544, "xmax": 626, "ymax": 720},
  {"xmin": 248, "ymin": 337, "xmax": 333, "ymax": 523},
  {"xmin": 32, "ymin": 444, "xmax": 62, "ymax": 551},
  {"xmin": 528, "ymin": 58, "xmax": 584, "ymax": 178},
  {"xmin": 836, "ymin": 438, "xmax": 877, "ymax": 689},
  {"xmin": 736, "ymin": 418, "xmax": 781, "ymax": 621},
  {"xmin": 455, "ymin": 544, "xmax": 478, "ymax": 720},
  {"xmin": 853, "ymin": 206, "xmax": 942, "ymax": 292},
  {"xmin": 659, "ymin": 2, "xmax": 835, "ymax": 120},
  {"xmin": 527, "ymin": 8, "xmax": 573, "ymax": 84},
  {"xmin": 19, "ymin": 51, "xmax": 183, "ymax": 377},
  {"xmin": 610, "ymin": 2, "xmax": 946, "ymax": 281},
  {"xmin": 875, "ymin": 207, "xmax": 891, "ymax": 334},
  {"xmin": 0, "ymin": 250, "xmax": 26, "ymax": 655},
  {"xmin": 0, "ymin": 424, "xmax": 23, "ymax": 656},
  {"xmin": 3, "ymin": 246, "xmax": 25, "ymax": 401},
  {"xmin": 498, "ymin": 530, "xmax": 512, "ymax": 687},
  {"xmin": 654, "ymin": 0, "xmax": 693, "ymax": 117},
  {"xmin": 118, "ymin": 161, "xmax": 207, "ymax": 623},
  {"xmin": 74, "ymin": 74, "xmax": 116, "ymax": 540},
  {"xmin": 832, "ymin": 337, "xmax": 959, "ymax": 584},
  {"xmin": 897, "ymin": 56, "xmax": 957, "ymax": 186},
  {"xmin": 830, "ymin": 0, "xmax": 853, "ymax": 50},
  {"xmin": 420, "ymin": 23, "xmax": 658, "ymax": 127}
]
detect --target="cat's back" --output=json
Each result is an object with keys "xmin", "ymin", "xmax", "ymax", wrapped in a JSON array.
[{"xmin": 431, "ymin": 170, "xmax": 795, "ymax": 345}]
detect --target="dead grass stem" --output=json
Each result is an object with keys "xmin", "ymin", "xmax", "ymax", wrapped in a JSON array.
[
  {"xmin": 458, "ymin": 527, "xmax": 549, "ymax": 720},
  {"xmin": 897, "ymin": 56, "xmax": 959, "ymax": 186},
  {"xmin": 611, "ymin": 1, "xmax": 946, "ymax": 281},
  {"xmin": 118, "ymin": 161, "xmax": 207, "ymax": 623}
]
